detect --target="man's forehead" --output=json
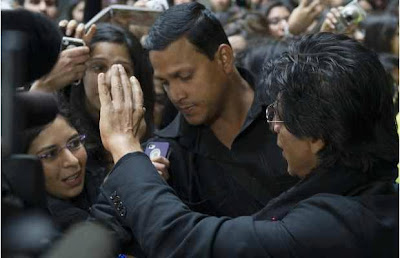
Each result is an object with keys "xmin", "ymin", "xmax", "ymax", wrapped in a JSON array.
[
  {"xmin": 150, "ymin": 36, "xmax": 213, "ymax": 61},
  {"xmin": 149, "ymin": 38, "xmax": 208, "ymax": 77}
]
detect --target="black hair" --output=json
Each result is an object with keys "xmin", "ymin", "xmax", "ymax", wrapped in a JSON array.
[
  {"xmin": 362, "ymin": 13, "xmax": 398, "ymax": 54},
  {"xmin": 22, "ymin": 112, "xmax": 72, "ymax": 154},
  {"xmin": 2, "ymin": 9, "xmax": 61, "ymax": 84},
  {"xmin": 261, "ymin": 32, "xmax": 398, "ymax": 175},
  {"xmin": 145, "ymin": 2, "xmax": 230, "ymax": 60},
  {"xmin": 262, "ymin": 0, "xmax": 293, "ymax": 17},
  {"xmin": 236, "ymin": 38, "xmax": 289, "ymax": 80},
  {"xmin": 58, "ymin": 23, "xmax": 154, "ymax": 165}
]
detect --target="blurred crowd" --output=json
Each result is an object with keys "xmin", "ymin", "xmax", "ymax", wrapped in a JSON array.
[{"xmin": 1, "ymin": 0, "xmax": 399, "ymax": 256}]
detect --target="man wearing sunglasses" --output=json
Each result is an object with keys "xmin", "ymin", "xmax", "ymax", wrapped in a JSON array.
[{"xmin": 93, "ymin": 32, "xmax": 398, "ymax": 257}]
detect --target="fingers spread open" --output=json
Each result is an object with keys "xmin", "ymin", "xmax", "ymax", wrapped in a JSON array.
[{"xmin": 83, "ymin": 24, "xmax": 97, "ymax": 45}]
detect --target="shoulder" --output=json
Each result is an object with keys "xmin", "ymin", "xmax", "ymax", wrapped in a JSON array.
[
  {"xmin": 279, "ymin": 193, "xmax": 398, "ymax": 255},
  {"xmin": 287, "ymin": 193, "xmax": 398, "ymax": 225}
]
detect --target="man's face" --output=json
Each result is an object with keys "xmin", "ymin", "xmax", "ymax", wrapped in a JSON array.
[
  {"xmin": 150, "ymin": 37, "xmax": 229, "ymax": 126},
  {"xmin": 23, "ymin": 0, "xmax": 58, "ymax": 20},
  {"xmin": 274, "ymin": 124, "xmax": 322, "ymax": 177},
  {"xmin": 268, "ymin": 104, "xmax": 324, "ymax": 178}
]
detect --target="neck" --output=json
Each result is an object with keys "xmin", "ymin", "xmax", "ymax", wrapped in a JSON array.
[{"xmin": 210, "ymin": 69, "xmax": 254, "ymax": 149}]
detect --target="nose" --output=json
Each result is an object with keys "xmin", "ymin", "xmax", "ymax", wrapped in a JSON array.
[
  {"xmin": 39, "ymin": 0, "xmax": 47, "ymax": 11},
  {"xmin": 167, "ymin": 81, "xmax": 187, "ymax": 104},
  {"xmin": 279, "ymin": 20, "xmax": 288, "ymax": 34},
  {"xmin": 59, "ymin": 148, "xmax": 80, "ymax": 168},
  {"xmin": 273, "ymin": 122, "xmax": 282, "ymax": 134}
]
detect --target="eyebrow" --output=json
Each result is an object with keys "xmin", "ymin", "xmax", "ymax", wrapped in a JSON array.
[{"xmin": 87, "ymin": 58, "xmax": 132, "ymax": 66}]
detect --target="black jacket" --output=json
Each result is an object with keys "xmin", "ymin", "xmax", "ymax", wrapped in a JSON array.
[{"xmin": 91, "ymin": 152, "xmax": 399, "ymax": 257}]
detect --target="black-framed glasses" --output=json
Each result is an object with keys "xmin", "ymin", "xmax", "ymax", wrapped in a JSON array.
[
  {"xmin": 266, "ymin": 103, "xmax": 284, "ymax": 126},
  {"xmin": 37, "ymin": 134, "xmax": 86, "ymax": 161}
]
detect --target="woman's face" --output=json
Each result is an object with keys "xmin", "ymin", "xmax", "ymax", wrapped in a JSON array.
[
  {"xmin": 28, "ymin": 116, "xmax": 87, "ymax": 199},
  {"xmin": 267, "ymin": 6, "xmax": 290, "ymax": 39},
  {"xmin": 72, "ymin": 1, "xmax": 85, "ymax": 23},
  {"xmin": 83, "ymin": 42, "xmax": 134, "ymax": 119}
]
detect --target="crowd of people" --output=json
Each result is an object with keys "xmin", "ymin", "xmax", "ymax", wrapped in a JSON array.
[{"xmin": 1, "ymin": 0, "xmax": 399, "ymax": 256}]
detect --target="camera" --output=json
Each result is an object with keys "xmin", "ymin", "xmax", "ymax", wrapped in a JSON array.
[
  {"xmin": 60, "ymin": 36, "xmax": 85, "ymax": 51},
  {"xmin": 336, "ymin": 0, "xmax": 367, "ymax": 33}
]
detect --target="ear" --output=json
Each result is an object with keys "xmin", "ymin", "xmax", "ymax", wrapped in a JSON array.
[
  {"xmin": 216, "ymin": 44, "xmax": 234, "ymax": 74},
  {"xmin": 310, "ymin": 138, "xmax": 325, "ymax": 155}
]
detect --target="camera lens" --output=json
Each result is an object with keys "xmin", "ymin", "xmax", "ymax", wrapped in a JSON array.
[{"xmin": 344, "ymin": 14, "xmax": 354, "ymax": 22}]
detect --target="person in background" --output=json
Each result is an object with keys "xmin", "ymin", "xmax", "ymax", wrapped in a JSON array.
[
  {"xmin": 67, "ymin": 0, "xmax": 85, "ymax": 23},
  {"xmin": 56, "ymin": 23, "xmax": 156, "ymax": 175},
  {"xmin": 92, "ymin": 32, "xmax": 399, "ymax": 257},
  {"xmin": 17, "ymin": 0, "xmax": 59, "ymax": 20},
  {"xmin": 236, "ymin": 38, "xmax": 289, "ymax": 80},
  {"xmin": 362, "ymin": 14, "xmax": 398, "ymax": 56},
  {"xmin": 263, "ymin": 0, "xmax": 293, "ymax": 39}
]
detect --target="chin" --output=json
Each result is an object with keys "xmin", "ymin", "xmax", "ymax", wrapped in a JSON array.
[
  {"xmin": 182, "ymin": 114, "xmax": 205, "ymax": 126},
  {"xmin": 66, "ymin": 185, "xmax": 85, "ymax": 199}
]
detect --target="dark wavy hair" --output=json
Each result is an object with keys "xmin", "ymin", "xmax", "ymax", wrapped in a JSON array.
[
  {"xmin": 58, "ymin": 23, "xmax": 154, "ymax": 165},
  {"xmin": 145, "ymin": 2, "xmax": 230, "ymax": 60},
  {"xmin": 260, "ymin": 32, "xmax": 398, "ymax": 175}
]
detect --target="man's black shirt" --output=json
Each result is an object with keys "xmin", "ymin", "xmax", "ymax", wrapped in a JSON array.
[{"xmin": 148, "ymin": 69, "xmax": 298, "ymax": 217}]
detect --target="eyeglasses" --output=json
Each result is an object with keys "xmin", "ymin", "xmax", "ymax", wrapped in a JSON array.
[
  {"xmin": 266, "ymin": 103, "xmax": 284, "ymax": 126},
  {"xmin": 37, "ymin": 134, "xmax": 86, "ymax": 161}
]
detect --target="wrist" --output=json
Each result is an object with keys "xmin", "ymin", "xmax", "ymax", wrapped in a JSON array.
[
  {"xmin": 107, "ymin": 138, "xmax": 143, "ymax": 164},
  {"xmin": 30, "ymin": 77, "xmax": 53, "ymax": 93}
]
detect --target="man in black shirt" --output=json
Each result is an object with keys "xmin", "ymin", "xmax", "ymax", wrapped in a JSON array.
[{"xmin": 145, "ymin": 2, "xmax": 297, "ymax": 217}]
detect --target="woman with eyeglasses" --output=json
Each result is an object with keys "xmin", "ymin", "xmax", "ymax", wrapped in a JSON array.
[{"xmin": 24, "ymin": 114, "xmax": 102, "ymax": 230}]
